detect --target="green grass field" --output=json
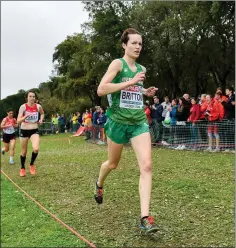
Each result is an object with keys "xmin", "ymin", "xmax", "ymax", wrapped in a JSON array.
[{"xmin": 1, "ymin": 133, "xmax": 234, "ymax": 247}]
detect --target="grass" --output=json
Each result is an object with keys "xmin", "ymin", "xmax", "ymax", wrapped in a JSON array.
[
  {"xmin": 1, "ymin": 175, "xmax": 86, "ymax": 247},
  {"xmin": 1, "ymin": 133, "xmax": 235, "ymax": 247}
]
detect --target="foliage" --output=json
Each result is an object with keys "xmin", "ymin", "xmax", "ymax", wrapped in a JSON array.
[{"xmin": 1, "ymin": 1, "xmax": 234, "ymax": 117}]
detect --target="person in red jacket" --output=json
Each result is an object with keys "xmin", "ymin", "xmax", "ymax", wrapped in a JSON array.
[
  {"xmin": 214, "ymin": 92, "xmax": 225, "ymax": 120},
  {"xmin": 188, "ymin": 98, "xmax": 201, "ymax": 149},
  {"xmin": 201, "ymin": 94, "xmax": 221, "ymax": 152},
  {"xmin": 214, "ymin": 88, "xmax": 228, "ymax": 103},
  {"xmin": 198, "ymin": 94, "xmax": 208, "ymax": 144},
  {"xmin": 144, "ymin": 102, "xmax": 152, "ymax": 125}
]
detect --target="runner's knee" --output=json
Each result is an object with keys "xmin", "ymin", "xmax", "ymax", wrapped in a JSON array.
[
  {"xmin": 21, "ymin": 151, "xmax": 27, "ymax": 156},
  {"xmin": 140, "ymin": 160, "xmax": 152, "ymax": 173},
  {"xmin": 33, "ymin": 148, "xmax": 39, "ymax": 153},
  {"xmin": 108, "ymin": 162, "xmax": 118, "ymax": 170}
]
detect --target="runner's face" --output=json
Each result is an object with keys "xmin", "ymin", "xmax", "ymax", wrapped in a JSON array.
[
  {"xmin": 27, "ymin": 92, "xmax": 36, "ymax": 104},
  {"xmin": 123, "ymin": 34, "xmax": 142, "ymax": 59},
  {"xmin": 7, "ymin": 111, "xmax": 14, "ymax": 118}
]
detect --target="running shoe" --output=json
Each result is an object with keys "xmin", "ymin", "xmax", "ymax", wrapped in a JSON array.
[
  {"xmin": 20, "ymin": 168, "xmax": 26, "ymax": 177},
  {"xmin": 140, "ymin": 216, "xmax": 159, "ymax": 233},
  {"xmin": 1, "ymin": 149, "xmax": 5, "ymax": 155},
  {"xmin": 30, "ymin": 165, "xmax": 36, "ymax": 175},
  {"xmin": 94, "ymin": 181, "xmax": 103, "ymax": 204}
]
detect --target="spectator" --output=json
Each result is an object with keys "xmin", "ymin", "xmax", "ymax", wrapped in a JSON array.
[
  {"xmin": 202, "ymin": 94, "xmax": 221, "ymax": 152},
  {"xmin": 84, "ymin": 109, "xmax": 92, "ymax": 127},
  {"xmin": 92, "ymin": 107, "xmax": 100, "ymax": 141},
  {"xmin": 145, "ymin": 100, "xmax": 152, "ymax": 114},
  {"xmin": 51, "ymin": 114, "xmax": 58, "ymax": 133},
  {"xmin": 161, "ymin": 96, "xmax": 171, "ymax": 119},
  {"xmin": 151, "ymin": 96, "xmax": 163, "ymax": 143},
  {"xmin": 165, "ymin": 98, "xmax": 178, "ymax": 146},
  {"xmin": 176, "ymin": 97, "xmax": 190, "ymax": 122},
  {"xmin": 199, "ymin": 94, "xmax": 206, "ymax": 106},
  {"xmin": 161, "ymin": 98, "xmax": 172, "ymax": 146},
  {"xmin": 84, "ymin": 109, "xmax": 92, "ymax": 140},
  {"xmin": 97, "ymin": 106, "xmax": 107, "ymax": 145},
  {"xmin": 198, "ymin": 94, "xmax": 208, "ymax": 144},
  {"xmin": 218, "ymin": 88, "xmax": 234, "ymax": 151},
  {"xmin": 58, "ymin": 114, "xmax": 66, "ymax": 133},
  {"xmin": 169, "ymin": 99, "xmax": 178, "ymax": 125},
  {"xmin": 71, "ymin": 113, "xmax": 78, "ymax": 133},
  {"xmin": 144, "ymin": 102, "xmax": 152, "ymax": 125},
  {"xmin": 175, "ymin": 97, "xmax": 190, "ymax": 150},
  {"xmin": 77, "ymin": 112, "xmax": 83, "ymax": 125},
  {"xmin": 188, "ymin": 97, "xmax": 201, "ymax": 149},
  {"xmin": 214, "ymin": 92, "xmax": 225, "ymax": 120},
  {"xmin": 221, "ymin": 86, "xmax": 235, "ymax": 120},
  {"xmin": 215, "ymin": 87, "xmax": 228, "ymax": 102},
  {"xmin": 68, "ymin": 113, "xmax": 73, "ymax": 131},
  {"xmin": 183, "ymin": 93, "xmax": 192, "ymax": 111},
  {"xmin": 76, "ymin": 112, "xmax": 81, "ymax": 130}
]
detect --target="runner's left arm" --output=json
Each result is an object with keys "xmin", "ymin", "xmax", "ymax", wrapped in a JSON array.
[
  {"xmin": 38, "ymin": 105, "xmax": 44, "ymax": 124},
  {"xmin": 14, "ymin": 118, "xmax": 18, "ymax": 128}
]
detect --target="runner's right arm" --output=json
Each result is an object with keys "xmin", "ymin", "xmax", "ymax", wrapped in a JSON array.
[
  {"xmin": 97, "ymin": 59, "xmax": 146, "ymax": 97},
  {"xmin": 0, "ymin": 118, "xmax": 14, "ymax": 129},
  {"xmin": 1, "ymin": 118, "xmax": 8, "ymax": 129},
  {"xmin": 17, "ymin": 105, "xmax": 30, "ymax": 124}
]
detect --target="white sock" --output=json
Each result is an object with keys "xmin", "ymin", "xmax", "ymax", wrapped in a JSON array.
[{"xmin": 10, "ymin": 156, "xmax": 13, "ymax": 161}]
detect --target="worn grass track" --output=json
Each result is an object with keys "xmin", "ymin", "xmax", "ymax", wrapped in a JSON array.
[{"xmin": 1, "ymin": 133, "xmax": 234, "ymax": 247}]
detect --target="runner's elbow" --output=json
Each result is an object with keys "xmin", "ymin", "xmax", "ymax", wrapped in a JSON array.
[{"xmin": 97, "ymin": 87, "xmax": 105, "ymax": 97}]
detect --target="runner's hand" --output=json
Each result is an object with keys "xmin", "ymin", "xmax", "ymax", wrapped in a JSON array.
[
  {"xmin": 130, "ymin": 72, "xmax": 146, "ymax": 85},
  {"xmin": 23, "ymin": 114, "xmax": 31, "ymax": 120},
  {"xmin": 146, "ymin": 87, "xmax": 158, "ymax": 97}
]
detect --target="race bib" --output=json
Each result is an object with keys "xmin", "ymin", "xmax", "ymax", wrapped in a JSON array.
[
  {"xmin": 4, "ymin": 126, "xmax": 15, "ymax": 134},
  {"xmin": 24, "ymin": 111, "xmax": 39, "ymax": 123},
  {"xmin": 120, "ymin": 85, "xmax": 143, "ymax": 109}
]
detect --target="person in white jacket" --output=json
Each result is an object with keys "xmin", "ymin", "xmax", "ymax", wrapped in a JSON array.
[{"xmin": 161, "ymin": 96, "xmax": 171, "ymax": 119}]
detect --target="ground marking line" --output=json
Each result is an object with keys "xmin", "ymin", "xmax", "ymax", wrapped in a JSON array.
[{"xmin": 1, "ymin": 169, "xmax": 96, "ymax": 248}]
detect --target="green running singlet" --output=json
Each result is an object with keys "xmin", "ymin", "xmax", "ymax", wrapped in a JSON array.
[{"xmin": 106, "ymin": 58, "xmax": 147, "ymax": 125}]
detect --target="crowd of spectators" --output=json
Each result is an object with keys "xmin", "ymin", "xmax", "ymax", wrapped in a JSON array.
[
  {"xmin": 49, "ymin": 86, "xmax": 235, "ymax": 152},
  {"xmin": 145, "ymin": 86, "xmax": 235, "ymax": 152},
  {"xmin": 51, "ymin": 106, "xmax": 107, "ymax": 145}
]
